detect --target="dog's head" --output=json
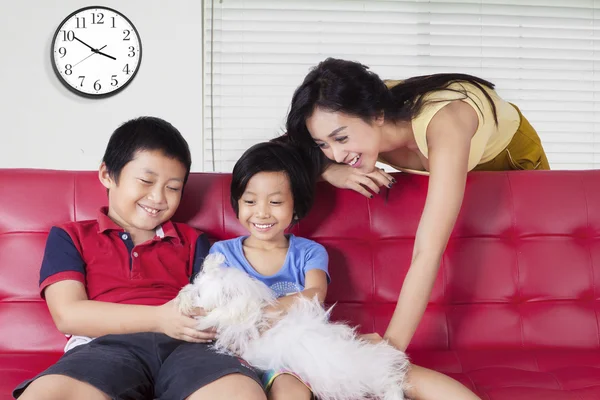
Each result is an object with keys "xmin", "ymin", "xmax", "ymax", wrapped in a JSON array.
[
  {"xmin": 192, "ymin": 253, "xmax": 276, "ymax": 313},
  {"xmin": 188, "ymin": 252, "xmax": 277, "ymax": 355}
]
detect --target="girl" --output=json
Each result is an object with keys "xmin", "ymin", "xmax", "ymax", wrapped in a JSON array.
[
  {"xmin": 284, "ymin": 57, "xmax": 550, "ymax": 352},
  {"xmin": 210, "ymin": 141, "xmax": 480, "ymax": 400}
]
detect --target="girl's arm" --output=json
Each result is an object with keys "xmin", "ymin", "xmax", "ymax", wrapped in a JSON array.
[
  {"xmin": 269, "ymin": 269, "xmax": 328, "ymax": 312},
  {"xmin": 384, "ymin": 100, "xmax": 477, "ymax": 351}
]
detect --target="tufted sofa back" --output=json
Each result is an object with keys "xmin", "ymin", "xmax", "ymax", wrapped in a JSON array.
[{"xmin": 1, "ymin": 169, "xmax": 599, "ymax": 353}]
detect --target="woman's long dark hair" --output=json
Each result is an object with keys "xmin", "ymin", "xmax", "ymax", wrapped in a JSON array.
[{"xmin": 284, "ymin": 58, "xmax": 498, "ymax": 174}]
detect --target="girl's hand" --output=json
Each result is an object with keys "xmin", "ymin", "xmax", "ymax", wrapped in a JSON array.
[
  {"xmin": 322, "ymin": 163, "xmax": 395, "ymax": 198},
  {"xmin": 258, "ymin": 303, "xmax": 283, "ymax": 335},
  {"xmin": 156, "ymin": 299, "xmax": 217, "ymax": 343}
]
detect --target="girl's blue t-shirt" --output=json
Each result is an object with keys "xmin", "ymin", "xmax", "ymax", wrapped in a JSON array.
[{"xmin": 209, "ymin": 234, "xmax": 330, "ymax": 298}]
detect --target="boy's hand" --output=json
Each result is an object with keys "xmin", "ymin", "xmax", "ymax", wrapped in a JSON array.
[{"xmin": 156, "ymin": 299, "xmax": 217, "ymax": 343}]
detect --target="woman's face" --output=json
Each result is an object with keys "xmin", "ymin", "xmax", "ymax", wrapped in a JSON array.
[{"xmin": 306, "ymin": 107, "xmax": 382, "ymax": 173}]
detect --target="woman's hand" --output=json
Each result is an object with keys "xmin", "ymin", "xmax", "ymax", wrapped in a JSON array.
[
  {"xmin": 322, "ymin": 163, "xmax": 395, "ymax": 198},
  {"xmin": 359, "ymin": 332, "xmax": 386, "ymax": 344}
]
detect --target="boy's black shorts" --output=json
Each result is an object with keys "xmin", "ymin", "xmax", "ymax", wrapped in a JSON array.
[{"xmin": 13, "ymin": 332, "xmax": 261, "ymax": 399}]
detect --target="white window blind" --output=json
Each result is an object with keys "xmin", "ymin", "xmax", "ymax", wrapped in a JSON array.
[{"xmin": 203, "ymin": 0, "xmax": 600, "ymax": 172}]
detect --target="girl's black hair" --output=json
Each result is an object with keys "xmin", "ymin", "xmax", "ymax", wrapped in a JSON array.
[
  {"xmin": 285, "ymin": 58, "xmax": 497, "ymax": 174},
  {"xmin": 231, "ymin": 140, "xmax": 316, "ymax": 226}
]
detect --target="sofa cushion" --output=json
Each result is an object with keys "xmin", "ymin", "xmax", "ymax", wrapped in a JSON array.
[
  {"xmin": 1, "ymin": 353, "xmax": 61, "ymax": 399},
  {"xmin": 410, "ymin": 350, "xmax": 600, "ymax": 400}
]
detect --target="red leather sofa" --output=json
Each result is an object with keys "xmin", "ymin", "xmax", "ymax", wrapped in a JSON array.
[{"xmin": 1, "ymin": 169, "xmax": 599, "ymax": 399}]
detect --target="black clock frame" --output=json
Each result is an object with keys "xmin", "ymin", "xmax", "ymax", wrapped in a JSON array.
[{"xmin": 50, "ymin": 5, "xmax": 143, "ymax": 99}]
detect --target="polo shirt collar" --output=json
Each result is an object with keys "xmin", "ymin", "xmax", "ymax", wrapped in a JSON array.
[{"xmin": 97, "ymin": 207, "xmax": 182, "ymax": 244}]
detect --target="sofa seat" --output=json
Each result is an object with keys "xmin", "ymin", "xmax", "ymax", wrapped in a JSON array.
[
  {"xmin": 3, "ymin": 351, "xmax": 599, "ymax": 399},
  {"xmin": 2, "ymin": 353, "xmax": 60, "ymax": 397},
  {"xmin": 410, "ymin": 350, "xmax": 600, "ymax": 400}
]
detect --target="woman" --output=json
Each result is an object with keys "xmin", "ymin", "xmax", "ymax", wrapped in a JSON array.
[{"xmin": 284, "ymin": 57, "xmax": 549, "ymax": 353}]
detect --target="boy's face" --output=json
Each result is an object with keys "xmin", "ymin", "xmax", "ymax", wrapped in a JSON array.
[
  {"xmin": 99, "ymin": 150, "xmax": 186, "ymax": 238},
  {"xmin": 237, "ymin": 171, "xmax": 294, "ymax": 243}
]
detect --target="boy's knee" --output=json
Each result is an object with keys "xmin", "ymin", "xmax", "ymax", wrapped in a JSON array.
[
  {"xmin": 268, "ymin": 374, "xmax": 312, "ymax": 400},
  {"xmin": 18, "ymin": 374, "xmax": 109, "ymax": 400},
  {"xmin": 187, "ymin": 373, "xmax": 266, "ymax": 400}
]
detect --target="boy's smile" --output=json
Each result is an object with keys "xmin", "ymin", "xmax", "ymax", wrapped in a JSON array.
[{"xmin": 138, "ymin": 204, "xmax": 165, "ymax": 217}]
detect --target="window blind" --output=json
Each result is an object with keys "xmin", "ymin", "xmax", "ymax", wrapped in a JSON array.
[{"xmin": 203, "ymin": 0, "xmax": 600, "ymax": 172}]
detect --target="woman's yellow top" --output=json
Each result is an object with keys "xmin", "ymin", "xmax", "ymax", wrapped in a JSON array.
[{"xmin": 380, "ymin": 80, "xmax": 521, "ymax": 175}]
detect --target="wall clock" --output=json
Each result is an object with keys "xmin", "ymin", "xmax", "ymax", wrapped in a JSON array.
[{"xmin": 51, "ymin": 6, "xmax": 142, "ymax": 98}]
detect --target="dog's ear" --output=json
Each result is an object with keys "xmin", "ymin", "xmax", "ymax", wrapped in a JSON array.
[{"xmin": 202, "ymin": 253, "xmax": 227, "ymax": 273}]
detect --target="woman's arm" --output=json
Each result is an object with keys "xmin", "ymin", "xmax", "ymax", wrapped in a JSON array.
[{"xmin": 384, "ymin": 100, "xmax": 478, "ymax": 351}]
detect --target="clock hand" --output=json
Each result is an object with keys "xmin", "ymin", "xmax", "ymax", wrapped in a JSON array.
[
  {"xmin": 73, "ymin": 36, "xmax": 98, "ymax": 52},
  {"xmin": 95, "ymin": 49, "xmax": 116, "ymax": 61},
  {"xmin": 72, "ymin": 45, "xmax": 107, "ymax": 68},
  {"xmin": 73, "ymin": 36, "xmax": 115, "ymax": 60}
]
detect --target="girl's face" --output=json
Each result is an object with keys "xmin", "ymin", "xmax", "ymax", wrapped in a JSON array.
[
  {"xmin": 237, "ymin": 171, "xmax": 295, "ymax": 244},
  {"xmin": 306, "ymin": 107, "xmax": 383, "ymax": 173}
]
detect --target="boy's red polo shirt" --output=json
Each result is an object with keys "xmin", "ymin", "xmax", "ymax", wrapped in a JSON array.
[{"xmin": 39, "ymin": 208, "xmax": 210, "ymax": 305}]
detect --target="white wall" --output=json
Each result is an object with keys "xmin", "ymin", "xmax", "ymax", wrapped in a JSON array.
[{"xmin": 0, "ymin": 1, "xmax": 204, "ymax": 171}]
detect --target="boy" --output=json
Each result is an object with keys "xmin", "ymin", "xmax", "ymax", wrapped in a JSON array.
[{"xmin": 14, "ymin": 117, "xmax": 265, "ymax": 400}]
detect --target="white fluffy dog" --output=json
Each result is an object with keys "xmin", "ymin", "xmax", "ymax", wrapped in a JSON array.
[{"xmin": 176, "ymin": 253, "xmax": 409, "ymax": 400}]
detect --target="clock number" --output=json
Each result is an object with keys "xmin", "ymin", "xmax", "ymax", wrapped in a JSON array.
[
  {"xmin": 58, "ymin": 47, "xmax": 67, "ymax": 58},
  {"xmin": 61, "ymin": 30, "xmax": 75, "ymax": 41},
  {"xmin": 123, "ymin": 30, "xmax": 131, "ymax": 41},
  {"xmin": 94, "ymin": 80, "xmax": 102, "ymax": 91},
  {"xmin": 111, "ymin": 75, "xmax": 118, "ymax": 87},
  {"xmin": 76, "ymin": 17, "xmax": 86, "ymax": 29},
  {"xmin": 111, "ymin": 16, "xmax": 116, "ymax": 28},
  {"xmin": 128, "ymin": 46, "xmax": 136, "ymax": 57},
  {"xmin": 64, "ymin": 64, "xmax": 73, "ymax": 75},
  {"xmin": 92, "ymin": 12, "xmax": 104, "ymax": 24},
  {"xmin": 78, "ymin": 76, "xmax": 85, "ymax": 87},
  {"xmin": 123, "ymin": 64, "xmax": 131, "ymax": 75}
]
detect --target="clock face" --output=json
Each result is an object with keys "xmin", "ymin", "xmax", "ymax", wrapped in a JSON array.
[{"xmin": 51, "ymin": 6, "xmax": 142, "ymax": 98}]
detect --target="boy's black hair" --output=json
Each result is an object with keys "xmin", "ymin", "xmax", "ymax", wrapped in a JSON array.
[
  {"xmin": 102, "ymin": 116, "xmax": 192, "ymax": 184},
  {"xmin": 231, "ymin": 140, "xmax": 316, "ymax": 226}
]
